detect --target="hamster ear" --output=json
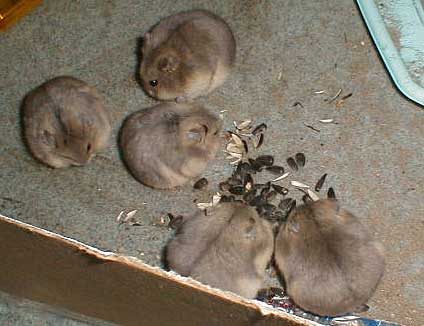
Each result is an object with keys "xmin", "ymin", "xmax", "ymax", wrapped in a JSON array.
[
  {"xmin": 186, "ymin": 125, "xmax": 208, "ymax": 143},
  {"xmin": 41, "ymin": 130, "xmax": 56, "ymax": 147},
  {"xmin": 142, "ymin": 33, "xmax": 151, "ymax": 51},
  {"xmin": 158, "ymin": 54, "xmax": 180, "ymax": 73}
]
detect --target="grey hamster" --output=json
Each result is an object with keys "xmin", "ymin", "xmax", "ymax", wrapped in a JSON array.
[
  {"xmin": 23, "ymin": 76, "xmax": 112, "ymax": 168},
  {"xmin": 275, "ymin": 199, "xmax": 385, "ymax": 316},
  {"xmin": 120, "ymin": 102, "xmax": 222, "ymax": 189},
  {"xmin": 166, "ymin": 202, "xmax": 274, "ymax": 299},
  {"xmin": 139, "ymin": 9, "xmax": 236, "ymax": 101}
]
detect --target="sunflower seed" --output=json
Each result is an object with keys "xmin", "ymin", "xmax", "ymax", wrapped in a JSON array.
[
  {"xmin": 229, "ymin": 185, "xmax": 245, "ymax": 195},
  {"xmin": 234, "ymin": 119, "xmax": 252, "ymax": 130},
  {"xmin": 272, "ymin": 172, "xmax": 290, "ymax": 182},
  {"xmin": 248, "ymin": 158, "xmax": 263, "ymax": 172},
  {"xmin": 256, "ymin": 155, "xmax": 274, "ymax": 166},
  {"xmin": 124, "ymin": 210, "xmax": 138, "ymax": 222},
  {"xmin": 272, "ymin": 184, "xmax": 289, "ymax": 195},
  {"xmin": 295, "ymin": 153, "xmax": 306, "ymax": 168},
  {"xmin": 266, "ymin": 165, "xmax": 285, "ymax": 175},
  {"xmin": 327, "ymin": 187, "xmax": 336, "ymax": 199},
  {"xmin": 252, "ymin": 123, "xmax": 268, "ymax": 135},
  {"xmin": 319, "ymin": 119, "xmax": 334, "ymax": 123},
  {"xmin": 231, "ymin": 133, "xmax": 243, "ymax": 145},
  {"xmin": 116, "ymin": 210, "xmax": 125, "ymax": 223},
  {"xmin": 226, "ymin": 143, "xmax": 244, "ymax": 154},
  {"xmin": 193, "ymin": 178, "xmax": 208, "ymax": 190},
  {"xmin": 307, "ymin": 189, "xmax": 320, "ymax": 201},
  {"xmin": 291, "ymin": 181, "xmax": 310, "ymax": 188},
  {"xmin": 315, "ymin": 174, "xmax": 327, "ymax": 192},
  {"xmin": 287, "ymin": 157, "xmax": 298, "ymax": 171},
  {"xmin": 314, "ymin": 90, "xmax": 325, "ymax": 94}
]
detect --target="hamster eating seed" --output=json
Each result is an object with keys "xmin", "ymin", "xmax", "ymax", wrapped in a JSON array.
[
  {"xmin": 23, "ymin": 76, "xmax": 112, "ymax": 168},
  {"xmin": 120, "ymin": 102, "xmax": 222, "ymax": 189},
  {"xmin": 139, "ymin": 10, "xmax": 236, "ymax": 101},
  {"xmin": 275, "ymin": 199, "xmax": 385, "ymax": 317},
  {"xmin": 166, "ymin": 202, "xmax": 274, "ymax": 299}
]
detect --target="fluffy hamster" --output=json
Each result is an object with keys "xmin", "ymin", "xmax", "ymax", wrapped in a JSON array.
[
  {"xmin": 275, "ymin": 199, "xmax": 385, "ymax": 316},
  {"xmin": 23, "ymin": 76, "xmax": 112, "ymax": 168},
  {"xmin": 139, "ymin": 10, "xmax": 236, "ymax": 101},
  {"xmin": 120, "ymin": 102, "xmax": 222, "ymax": 189},
  {"xmin": 166, "ymin": 202, "xmax": 274, "ymax": 299}
]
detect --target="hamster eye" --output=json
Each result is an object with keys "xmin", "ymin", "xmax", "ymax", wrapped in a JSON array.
[
  {"xmin": 86, "ymin": 143, "xmax": 91, "ymax": 153},
  {"xmin": 149, "ymin": 80, "xmax": 158, "ymax": 87}
]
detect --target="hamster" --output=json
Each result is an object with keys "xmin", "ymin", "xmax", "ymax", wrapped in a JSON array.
[
  {"xmin": 275, "ymin": 199, "xmax": 385, "ymax": 316},
  {"xmin": 166, "ymin": 202, "xmax": 274, "ymax": 299},
  {"xmin": 120, "ymin": 102, "xmax": 222, "ymax": 189},
  {"xmin": 23, "ymin": 76, "xmax": 112, "ymax": 168},
  {"xmin": 139, "ymin": 10, "xmax": 236, "ymax": 101}
]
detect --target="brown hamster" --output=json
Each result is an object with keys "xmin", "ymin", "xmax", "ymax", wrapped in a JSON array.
[
  {"xmin": 120, "ymin": 102, "xmax": 222, "ymax": 189},
  {"xmin": 166, "ymin": 202, "xmax": 274, "ymax": 299},
  {"xmin": 139, "ymin": 10, "xmax": 236, "ymax": 101},
  {"xmin": 275, "ymin": 199, "xmax": 385, "ymax": 316},
  {"xmin": 23, "ymin": 76, "xmax": 112, "ymax": 168}
]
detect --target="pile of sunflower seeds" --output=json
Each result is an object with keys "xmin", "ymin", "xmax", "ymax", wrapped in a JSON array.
[{"xmin": 193, "ymin": 119, "xmax": 337, "ymax": 224}]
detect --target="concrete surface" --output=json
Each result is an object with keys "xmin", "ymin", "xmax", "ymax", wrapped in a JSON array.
[{"xmin": 0, "ymin": 1, "xmax": 423, "ymax": 325}]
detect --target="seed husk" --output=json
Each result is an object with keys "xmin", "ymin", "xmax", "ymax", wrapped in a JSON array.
[
  {"xmin": 270, "ymin": 210, "xmax": 287, "ymax": 223},
  {"xmin": 307, "ymin": 189, "xmax": 320, "ymax": 201},
  {"xmin": 279, "ymin": 198, "xmax": 293, "ymax": 210},
  {"xmin": 219, "ymin": 181, "xmax": 231, "ymax": 192},
  {"xmin": 229, "ymin": 185, "xmax": 245, "ymax": 195},
  {"xmin": 234, "ymin": 119, "xmax": 252, "ymax": 130},
  {"xmin": 242, "ymin": 139, "xmax": 249, "ymax": 153},
  {"xmin": 257, "ymin": 203, "xmax": 277, "ymax": 214},
  {"xmin": 231, "ymin": 133, "xmax": 243, "ymax": 145},
  {"xmin": 193, "ymin": 178, "xmax": 208, "ymax": 190},
  {"xmin": 302, "ymin": 194, "xmax": 312, "ymax": 204},
  {"xmin": 249, "ymin": 195, "xmax": 264, "ymax": 207},
  {"xmin": 315, "ymin": 173, "xmax": 327, "ymax": 192},
  {"xmin": 272, "ymin": 172, "xmax": 290, "ymax": 182},
  {"xmin": 256, "ymin": 155, "xmax": 274, "ymax": 166},
  {"xmin": 252, "ymin": 123, "xmax": 267, "ymax": 135},
  {"xmin": 327, "ymin": 187, "xmax": 336, "ymax": 199},
  {"xmin": 255, "ymin": 133, "xmax": 264, "ymax": 148},
  {"xmin": 265, "ymin": 165, "xmax": 285, "ymax": 175},
  {"xmin": 295, "ymin": 153, "xmax": 306, "ymax": 168},
  {"xmin": 272, "ymin": 184, "xmax": 289, "ymax": 195},
  {"xmin": 287, "ymin": 157, "xmax": 298, "ymax": 171}
]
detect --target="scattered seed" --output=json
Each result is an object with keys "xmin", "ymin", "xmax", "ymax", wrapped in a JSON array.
[
  {"xmin": 272, "ymin": 172, "xmax": 290, "ymax": 182},
  {"xmin": 341, "ymin": 92, "xmax": 353, "ymax": 100},
  {"xmin": 287, "ymin": 157, "xmax": 298, "ymax": 171},
  {"xmin": 326, "ymin": 88, "xmax": 342, "ymax": 103},
  {"xmin": 327, "ymin": 187, "xmax": 336, "ymax": 199},
  {"xmin": 295, "ymin": 153, "xmax": 306, "ymax": 168},
  {"xmin": 272, "ymin": 184, "xmax": 289, "ymax": 195},
  {"xmin": 292, "ymin": 101, "xmax": 304, "ymax": 108},
  {"xmin": 116, "ymin": 210, "xmax": 125, "ymax": 223},
  {"xmin": 229, "ymin": 185, "xmax": 245, "ymax": 195},
  {"xmin": 124, "ymin": 210, "xmax": 138, "ymax": 222},
  {"xmin": 277, "ymin": 71, "xmax": 283, "ymax": 81},
  {"xmin": 256, "ymin": 155, "xmax": 274, "ymax": 166},
  {"xmin": 231, "ymin": 133, "xmax": 243, "ymax": 145},
  {"xmin": 226, "ymin": 143, "xmax": 244, "ymax": 154},
  {"xmin": 314, "ymin": 90, "xmax": 325, "ymax": 94},
  {"xmin": 265, "ymin": 165, "xmax": 285, "ymax": 175},
  {"xmin": 291, "ymin": 181, "xmax": 310, "ymax": 188},
  {"xmin": 230, "ymin": 158, "xmax": 241, "ymax": 165},
  {"xmin": 319, "ymin": 119, "xmax": 334, "ymax": 123},
  {"xmin": 303, "ymin": 123, "xmax": 321, "ymax": 133},
  {"xmin": 265, "ymin": 190, "xmax": 277, "ymax": 202},
  {"xmin": 315, "ymin": 174, "xmax": 327, "ymax": 192},
  {"xmin": 256, "ymin": 133, "xmax": 264, "ymax": 148},
  {"xmin": 242, "ymin": 139, "xmax": 249, "ymax": 153},
  {"xmin": 252, "ymin": 123, "xmax": 267, "ymax": 135},
  {"xmin": 234, "ymin": 119, "xmax": 252, "ymax": 130},
  {"xmin": 307, "ymin": 189, "xmax": 320, "ymax": 201},
  {"xmin": 193, "ymin": 178, "xmax": 208, "ymax": 190}
]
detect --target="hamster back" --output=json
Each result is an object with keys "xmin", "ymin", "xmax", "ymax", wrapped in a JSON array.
[
  {"xmin": 166, "ymin": 202, "xmax": 274, "ymax": 298},
  {"xmin": 139, "ymin": 10, "xmax": 236, "ymax": 101},
  {"xmin": 275, "ymin": 199, "xmax": 385, "ymax": 316},
  {"xmin": 120, "ymin": 102, "xmax": 222, "ymax": 189},
  {"xmin": 23, "ymin": 76, "xmax": 111, "ymax": 168}
]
